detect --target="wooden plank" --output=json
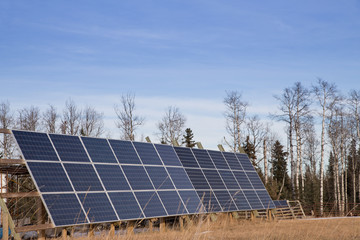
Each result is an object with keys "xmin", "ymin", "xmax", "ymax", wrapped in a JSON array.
[
  {"xmin": 62, "ymin": 228, "xmax": 68, "ymax": 240},
  {"xmin": 15, "ymin": 223, "xmax": 54, "ymax": 233},
  {"xmin": 3, "ymin": 211, "xmax": 9, "ymax": 240},
  {"xmin": 0, "ymin": 129, "xmax": 11, "ymax": 134},
  {"xmin": 0, "ymin": 192, "xmax": 39, "ymax": 198},
  {"xmin": 0, "ymin": 159, "xmax": 25, "ymax": 165},
  {"xmin": 109, "ymin": 224, "xmax": 115, "ymax": 237},
  {"xmin": 0, "ymin": 197, "xmax": 21, "ymax": 240},
  {"xmin": 160, "ymin": 218, "xmax": 166, "ymax": 232}
]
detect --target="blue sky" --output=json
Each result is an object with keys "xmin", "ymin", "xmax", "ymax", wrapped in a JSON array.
[{"xmin": 1, "ymin": 1, "xmax": 360, "ymax": 149}]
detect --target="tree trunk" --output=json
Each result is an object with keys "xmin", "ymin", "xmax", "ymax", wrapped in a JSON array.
[
  {"xmin": 264, "ymin": 139, "xmax": 268, "ymax": 185},
  {"xmin": 320, "ymin": 105, "xmax": 326, "ymax": 216},
  {"xmin": 295, "ymin": 127, "xmax": 300, "ymax": 199}
]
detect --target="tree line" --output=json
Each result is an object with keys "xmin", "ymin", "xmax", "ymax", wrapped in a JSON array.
[{"xmin": 2, "ymin": 79, "xmax": 360, "ymax": 216}]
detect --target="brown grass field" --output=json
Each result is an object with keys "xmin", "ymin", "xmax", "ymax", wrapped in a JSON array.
[{"xmin": 53, "ymin": 217, "xmax": 360, "ymax": 240}]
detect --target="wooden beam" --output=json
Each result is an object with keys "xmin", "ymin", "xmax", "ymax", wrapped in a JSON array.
[
  {"xmin": 0, "ymin": 129, "xmax": 11, "ymax": 134},
  {"xmin": 159, "ymin": 218, "xmax": 166, "ymax": 233},
  {"xmin": 217, "ymin": 144, "xmax": 225, "ymax": 152},
  {"xmin": 196, "ymin": 142, "xmax": 204, "ymax": 149},
  {"xmin": 0, "ymin": 159, "xmax": 25, "ymax": 165},
  {"xmin": 3, "ymin": 210, "xmax": 9, "ymax": 240},
  {"xmin": 15, "ymin": 223, "xmax": 54, "ymax": 233},
  {"xmin": 109, "ymin": 223, "xmax": 115, "ymax": 237},
  {"xmin": 145, "ymin": 136, "xmax": 151, "ymax": 143},
  {"xmin": 0, "ymin": 192, "xmax": 39, "ymax": 198},
  {"xmin": 62, "ymin": 228, "xmax": 68, "ymax": 240}
]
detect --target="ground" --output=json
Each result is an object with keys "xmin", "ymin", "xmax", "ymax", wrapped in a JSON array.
[{"xmin": 53, "ymin": 217, "xmax": 360, "ymax": 240}]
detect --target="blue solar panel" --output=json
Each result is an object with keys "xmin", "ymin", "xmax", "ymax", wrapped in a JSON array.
[
  {"xmin": 81, "ymin": 137, "xmax": 118, "ymax": 163},
  {"xmin": 135, "ymin": 191, "xmax": 167, "ymax": 218},
  {"xmin": 50, "ymin": 134, "xmax": 90, "ymax": 162},
  {"xmin": 78, "ymin": 193, "xmax": 118, "ymax": 223},
  {"xmin": 256, "ymin": 190, "xmax": 276, "ymax": 209},
  {"xmin": 154, "ymin": 144, "xmax": 182, "ymax": 166},
  {"xmin": 12, "ymin": 130, "xmax": 59, "ymax": 161},
  {"xmin": 185, "ymin": 168, "xmax": 210, "ymax": 190},
  {"xmin": 229, "ymin": 190, "xmax": 252, "ymax": 210},
  {"xmin": 122, "ymin": 165, "xmax": 154, "ymax": 190},
  {"xmin": 222, "ymin": 152, "xmax": 243, "ymax": 170},
  {"xmin": 246, "ymin": 171, "xmax": 265, "ymax": 189},
  {"xmin": 63, "ymin": 163, "xmax": 104, "ymax": 191},
  {"xmin": 42, "ymin": 194, "xmax": 87, "ymax": 226},
  {"xmin": 233, "ymin": 171, "xmax": 253, "ymax": 190},
  {"xmin": 235, "ymin": 153, "xmax": 255, "ymax": 171},
  {"xmin": 95, "ymin": 164, "xmax": 130, "ymax": 191},
  {"xmin": 197, "ymin": 190, "xmax": 222, "ymax": 212},
  {"xmin": 174, "ymin": 147, "xmax": 200, "ymax": 168},
  {"xmin": 207, "ymin": 150, "xmax": 229, "ymax": 169},
  {"xmin": 191, "ymin": 149, "xmax": 215, "ymax": 169},
  {"xmin": 213, "ymin": 190, "xmax": 237, "ymax": 211},
  {"xmin": 202, "ymin": 169, "xmax": 226, "ymax": 190},
  {"xmin": 108, "ymin": 192, "xmax": 144, "ymax": 220},
  {"xmin": 145, "ymin": 166, "xmax": 175, "ymax": 190},
  {"xmin": 158, "ymin": 191, "xmax": 187, "ymax": 215},
  {"xmin": 218, "ymin": 170, "xmax": 240, "ymax": 189},
  {"xmin": 166, "ymin": 167, "xmax": 194, "ymax": 189},
  {"xmin": 27, "ymin": 162, "xmax": 73, "ymax": 192},
  {"xmin": 108, "ymin": 139, "xmax": 141, "ymax": 164},
  {"xmin": 178, "ymin": 190, "xmax": 204, "ymax": 214},
  {"xmin": 133, "ymin": 142, "xmax": 163, "ymax": 165},
  {"xmin": 243, "ymin": 190, "xmax": 263, "ymax": 209}
]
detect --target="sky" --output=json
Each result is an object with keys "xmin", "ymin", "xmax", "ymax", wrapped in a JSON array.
[{"xmin": 1, "ymin": 1, "xmax": 360, "ymax": 150}]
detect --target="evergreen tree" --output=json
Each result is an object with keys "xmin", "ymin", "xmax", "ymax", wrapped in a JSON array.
[
  {"xmin": 270, "ymin": 140, "xmax": 291, "ymax": 199},
  {"xmin": 182, "ymin": 128, "xmax": 196, "ymax": 148},
  {"xmin": 242, "ymin": 136, "xmax": 256, "ymax": 165}
]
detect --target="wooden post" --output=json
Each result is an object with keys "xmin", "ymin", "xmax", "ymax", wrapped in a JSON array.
[
  {"xmin": 3, "ymin": 211, "xmax": 9, "ymax": 240},
  {"xmin": 126, "ymin": 221, "xmax": 135, "ymax": 235},
  {"xmin": 179, "ymin": 216, "xmax": 184, "ymax": 231},
  {"xmin": 88, "ymin": 225, "xmax": 94, "ymax": 237},
  {"xmin": 109, "ymin": 223, "xmax": 115, "ymax": 237},
  {"xmin": 148, "ymin": 219, "xmax": 154, "ymax": 232},
  {"xmin": 250, "ymin": 211, "xmax": 255, "ymax": 221},
  {"xmin": 159, "ymin": 218, "xmax": 166, "ymax": 233},
  {"xmin": 37, "ymin": 200, "xmax": 46, "ymax": 240},
  {"xmin": 62, "ymin": 228, "xmax": 67, "ymax": 240}
]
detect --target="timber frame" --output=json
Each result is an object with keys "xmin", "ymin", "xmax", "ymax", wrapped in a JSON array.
[{"xmin": 0, "ymin": 130, "xmax": 279, "ymax": 240}]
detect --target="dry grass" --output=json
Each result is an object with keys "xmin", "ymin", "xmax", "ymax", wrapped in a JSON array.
[{"xmin": 56, "ymin": 217, "xmax": 360, "ymax": 240}]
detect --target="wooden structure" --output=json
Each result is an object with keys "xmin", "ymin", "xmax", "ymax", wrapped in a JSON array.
[{"xmin": 273, "ymin": 200, "xmax": 305, "ymax": 220}]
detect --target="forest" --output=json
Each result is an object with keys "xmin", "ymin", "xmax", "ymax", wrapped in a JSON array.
[{"xmin": 1, "ymin": 79, "xmax": 360, "ymax": 217}]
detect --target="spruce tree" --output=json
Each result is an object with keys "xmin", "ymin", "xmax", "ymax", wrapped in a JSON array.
[
  {"xmin": 242, "ymin": 136, "xmax": 256, "ymax": 165},
  {"xmin": 182, "ymin": 128, "xmax": 196, "ymax": 148},
  {"xmin": 271, "ymin": 140, "xmax": 291, "ymax": 199}
]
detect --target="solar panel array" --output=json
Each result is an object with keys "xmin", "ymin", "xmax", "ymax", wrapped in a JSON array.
[{"xmin": 12, "ymin": 130, "xmax": 275, "ymax": 227}]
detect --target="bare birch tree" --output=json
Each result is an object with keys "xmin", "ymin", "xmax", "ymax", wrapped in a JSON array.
[
  {"xmin": 272, "ymin": 87, "xmax": 296, "ymax": 197},
  {"xmin": 0, "ymin": 101, "xmax": 15, "ymax": 158},
  {"xmin": 81, "ymin": 106, "xmax": 104, "ymax": 137},
  {"xmin": 18, "ymin": 106, "xmax": 41, "ymax": 131},
  {"xmin": 114, "ymin": 93, "xmax": 144, "ymax": 141},
  {"xmin": 60, "ymin": 99, "xmax": 81, "ymax": 135},
  {"xmin": 312, "ymin": 79, "xmax": 338, "ymax": 215},
  {"xmin": 42, "ymin": 105, "xmax": 58, "ymax": 133},
  {"xmin": 223, "ymin": 91, "xmax": 248, "ymax": 152},
  {"xmin": 157, "ymin": 106, "xmax": 186, "ymax": 145}
]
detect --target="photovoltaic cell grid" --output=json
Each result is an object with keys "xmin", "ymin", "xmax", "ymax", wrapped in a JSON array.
[{"xmin": 12, "ymin": 130, "xmax": 275, "ymax": 227}]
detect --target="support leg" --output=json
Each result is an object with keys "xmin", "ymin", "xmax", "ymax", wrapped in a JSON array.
[{"xmin": 160, "ymin": 218, "xmax": 166, "ymax": 233}]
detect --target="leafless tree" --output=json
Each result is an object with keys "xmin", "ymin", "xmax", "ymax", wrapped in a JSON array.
[
  {"xmin": 81, "ymin": 106, "xmax": 104, "ymax": 137},
  {"xmin": 60, "ymin": 99, "xmax": 81, "ymax": 135},
  {"xmin": 114, "ymin": 93, "xmax": 144, "ymax": 140},
  {"xmin": 17, "ymin": 106, "xmax": 41, "ymax": 131},
  {"xmin": 0, "ymin": 101, "xmax": 15, "ymax": 158},
  {"xmin": 272, "ymin": 87, "xmax": 296, "ymax": 197},
  {"xmin": 312, "ymin": 78, "xmax": 339, "ymax": 215},
  {"xmin": 293, "ymin": 82, "xmax": 312, "ymax": 198},
  {"xmin": 223, "ymin": 91, "xmax": 248, "ymax": 152},
  {"xmin": 157, "ymin": 106, "xmax": 186, "ymax": 145},
  {"xmin": 42, "ymin": 105, "xmax": 58, "ymax": 133}
]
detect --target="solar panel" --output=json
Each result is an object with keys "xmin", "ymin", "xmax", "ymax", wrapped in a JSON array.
[
  {"xmin": 81, "ymin": 137, "xmax": 118, "ymax": 163},
  {"xmin": 13, "ymin": 130, "xmax": 59, "ymax": 161},
  {"xmin": 49, "ymin": 134, "xmax": 90, "ymax": 162},
  {"xmin": 27, "ymin": 162, "xmax": 73, "ymax": 192},
  {"xmin": 135, "ymin": 191, "xmax": 167, "ymax": 218},
  {"xmin": 12, "ymin": 130, "xmax": 275, "ymax": 228}
]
